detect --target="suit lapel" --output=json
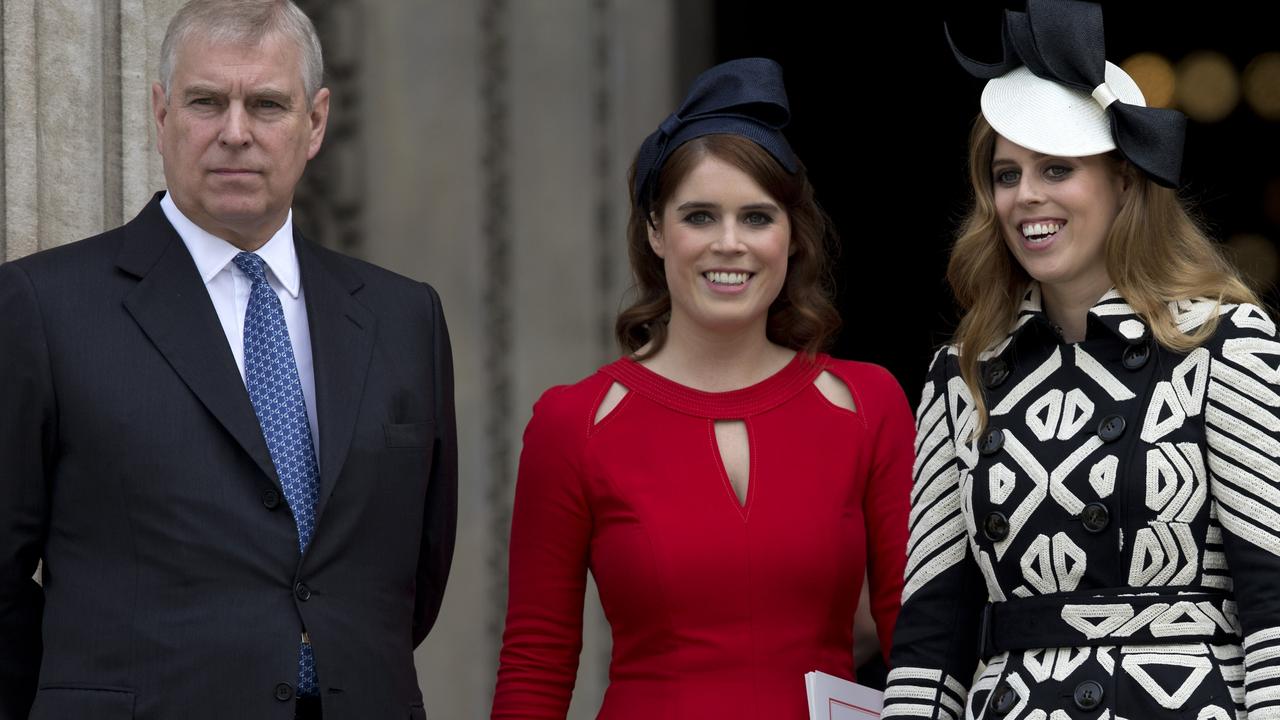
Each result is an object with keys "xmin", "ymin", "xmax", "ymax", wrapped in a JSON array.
[
  {"xmin": 117, "ymin": 196, "xmax": 280, "ymax": 486},
  {"xmin": 295, "ymin": 236, "xmax": 375, "ymax": 523}
]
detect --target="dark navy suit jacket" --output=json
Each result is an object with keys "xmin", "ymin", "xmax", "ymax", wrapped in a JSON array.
[{"xmin": 0, "ymin": 194, "xmax": 457, "ymax": 720}]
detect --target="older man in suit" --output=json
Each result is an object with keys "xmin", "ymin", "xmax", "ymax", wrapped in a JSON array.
[{"xmin": 0, "ymin": 1, "xmax": 456, "ymax": 718}]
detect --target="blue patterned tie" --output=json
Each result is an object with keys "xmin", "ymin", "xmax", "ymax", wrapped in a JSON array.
[{"xmin": 233, "ymin": 251, "xmax": 320, "ymax": 697}]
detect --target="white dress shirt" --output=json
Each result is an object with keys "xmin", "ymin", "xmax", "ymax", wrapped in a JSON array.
[{"xmin": 160, "ymin": 193, "xmax": 320, "ymax": 454}]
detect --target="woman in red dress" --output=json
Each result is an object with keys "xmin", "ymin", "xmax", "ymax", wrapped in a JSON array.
[{"xmin": 491, "ymin": 57, "xmax": 914, "ymax": 719}]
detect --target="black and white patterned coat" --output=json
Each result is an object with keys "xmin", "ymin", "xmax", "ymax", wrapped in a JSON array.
[{"xmin": 884, "ymin": 285, "xmax": 1280, "ymax": 720}]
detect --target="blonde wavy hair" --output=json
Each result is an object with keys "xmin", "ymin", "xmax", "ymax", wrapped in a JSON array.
[{"xmin": 949, "ymin": 115, "xmax": 1260, "ymax": 435}]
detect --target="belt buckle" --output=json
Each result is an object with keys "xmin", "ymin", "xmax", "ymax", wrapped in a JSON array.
[{"xmin": 978, "ymin": 603, "xmax": 995, "ymax": 659}]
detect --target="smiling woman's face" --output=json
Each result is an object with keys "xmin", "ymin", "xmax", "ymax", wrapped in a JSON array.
[
  {"xmin": 648, "ymin": 155, "xmax": 792, "ymax": 338},
  {"xmin": 992, "ymin": 135, "xmax": 1128, "ymax": 295}
]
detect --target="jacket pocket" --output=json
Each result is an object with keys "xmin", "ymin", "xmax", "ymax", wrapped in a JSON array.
[
  {"xmin": 384, "ymin": 421, "xmax": 434, "ymax": 448},
  {"xmin": 30, "ymin": 686, "xmax": 134, "ymax": 720}
]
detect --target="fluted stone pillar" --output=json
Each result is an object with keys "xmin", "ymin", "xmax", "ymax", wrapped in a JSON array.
[
  {"xmin": 1, "ymin": 0, "xmax": 179, "ymax": 262},
  {"xmin": 359, "ymin": 2, "xmax": 677, "ymax": 717}
]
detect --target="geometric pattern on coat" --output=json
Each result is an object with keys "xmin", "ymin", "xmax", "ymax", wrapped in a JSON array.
[{"xmin": 885, "ymin": 285, "xmax": 1280, "ymax": 720}]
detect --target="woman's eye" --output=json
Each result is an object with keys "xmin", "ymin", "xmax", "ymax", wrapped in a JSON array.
[
  {"xmin": 1045, "ymin": 165, "xmax": 1072, "ymax": 180},
  {"xmin": 684, "ymin": 211, "xmax": 713, "ymax": 225},
  {"xmin": 994, "ymin": 169, "xmax": 1020, "ymax": 186},
  {"xmin": 742, "ymin": 212, "xmax": 773, "ymax": 226}
]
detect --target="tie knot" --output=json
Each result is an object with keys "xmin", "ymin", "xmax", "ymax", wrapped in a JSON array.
[{"xmin": 233, "ymin": 252, "xmax": 268, "ymax": 285}]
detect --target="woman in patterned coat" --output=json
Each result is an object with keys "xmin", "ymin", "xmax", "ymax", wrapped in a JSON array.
[{"xmin": 883, "ymin": 2, "xmax": 1277, "ymax": 719}]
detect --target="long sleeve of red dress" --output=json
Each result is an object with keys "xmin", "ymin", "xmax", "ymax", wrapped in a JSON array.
[{"xmin": 492, "ymin": 353, "xmax": 914, "ymax": 719}]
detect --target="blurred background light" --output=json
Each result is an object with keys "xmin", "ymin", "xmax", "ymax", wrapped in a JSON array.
[
  {"xmin": 1122, "ymin": 52, "xmax": 1177, "ymax": 108},
  {"xmin": 1176, "ymin": 50, "xmax": 1240, "ymax": 122},
  {"xmin": 1244, "ymin": 52, "xmax": 1280, "ymax": 120}
]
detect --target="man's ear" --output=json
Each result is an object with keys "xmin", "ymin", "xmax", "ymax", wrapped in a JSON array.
[
  {"xmin": 306, "ymin": 87, "xmax": 331, "ymax": 160},
  {"xmin": 152, "ymin": 82, "xmax": 168, "ymax": 155}
]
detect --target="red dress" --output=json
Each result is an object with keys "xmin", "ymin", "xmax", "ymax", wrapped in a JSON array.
[{"xmin": 491, "ymin": 353, "xmax": 914, "ymax": 719}]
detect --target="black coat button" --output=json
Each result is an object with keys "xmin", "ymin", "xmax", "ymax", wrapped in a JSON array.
[
  {"xmin": 979, "ymin": 429, "xmax": 1005, "ymax": 456},
  {"xmin": 274, "ymin": 683, "xmax": 293, "ymax": 702},
  {"xmin": 983, "ymin": 511, "xmax": 1010, "ymax": 541},
  {"xmin": 1073, "ymin": 679, "xmax": 1104, "ymax": 710},
  {"xmin": 1080, "ymin": 502, "xmax": 1110, "ymax": 533},
  {"xmin": 1122, "ymin": 343, "xmax": 1150, "ymax": 370},
  {"xmin": 989, "ymin": 681, "xmax": 1018, "ymax": 713},
  {"xmin": 262, "ymin": 489, "xmax": 281, "ymax": 510},
  {"xmin": 295, "ymin": 582, "xmax": 312, "ymax": 601},
  {"xmin": 1097, "ymin": 415, "xmax": 1126, "ymax": 442},
  {"xmin": 984, "ymin": 359, "xmax": 1011, "ymax": 389}
]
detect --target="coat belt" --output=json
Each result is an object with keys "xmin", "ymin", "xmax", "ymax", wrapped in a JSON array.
[{"xmin": 979, "ymin": 586, "xmax": 1238, "ymax": 657}]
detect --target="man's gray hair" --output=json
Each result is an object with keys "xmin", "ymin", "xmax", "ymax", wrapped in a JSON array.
[{"xmin": 159, "ymin": 0, "xmax": 324, "ymax": 105}]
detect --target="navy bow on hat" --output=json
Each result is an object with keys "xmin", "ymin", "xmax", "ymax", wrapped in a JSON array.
[
  {"xmin": 947, "ymin": 0, "xmax": 1186, "ymax": 187},
  {"xmin": 633, "ymin": 57, "xmax": 798, "ymax": 218}
]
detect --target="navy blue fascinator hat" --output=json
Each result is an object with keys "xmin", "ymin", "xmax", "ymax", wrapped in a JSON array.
[
  {"xmin": 633, "ymin": 57, "xmax": 798, "ymax": 220},
  {"xmin": 947, "ymin": 0, "xmax": 1186, "ymax": 188}
]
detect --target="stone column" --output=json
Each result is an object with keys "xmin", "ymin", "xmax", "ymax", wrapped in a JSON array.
[
  {"xmin": 1, "ymin": 0, "xmax": 179, "ymax": 262},
  {"xmin": 356, "ymin": 2, "xmax": 677, "ymax": 717}
]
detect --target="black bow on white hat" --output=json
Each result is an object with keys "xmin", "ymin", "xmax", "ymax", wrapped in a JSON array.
[{"xmin": 948, "ymin": 0, "xmax": 1186, "ymax": 187}]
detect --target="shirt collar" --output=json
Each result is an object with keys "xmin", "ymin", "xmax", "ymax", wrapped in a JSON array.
[{"xmin": 160, "ymin": 192, "xmax": 301, "ymax": 298}]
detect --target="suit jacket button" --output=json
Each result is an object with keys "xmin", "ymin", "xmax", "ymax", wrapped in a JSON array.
[
  {"xmin": 983, "ymin": 511, "xmax": 1010, "ymax": 541},
  {"xmin": 274, "ymin": 683, "xmax": 293, "ymax": 702},
  {"xmin": 1097, "ymin": 415, "xmax": 1126, "ymax": 442},
  {"xmin": 262, "ymin": 489, "xmax": 281, "ymax": 510},
  {"xmin": 1073, "ymin": 680, "xmax": 1104, "ymax": 710},
  {"xmin": 295, "ymin": 582, "xmax": 312, "ymax": 601},
  {"xmin": 1080, "ymin": 502, "xmax": 1111, "ymax": 533},
  {"xmin": 979, "ymin": 429, "xmax": 1005, "ymax": 456},
  {"xmin": 989, "ymin": 681, "xmax": 1018, "ymax": 713},
  {"xmin": 1122, "ymin": 343, "xmax": 1150, "ymax": 370}
]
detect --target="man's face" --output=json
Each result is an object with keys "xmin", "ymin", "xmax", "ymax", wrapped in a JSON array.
[{"xmin": 152, "ymin": 33, "xmax": 329, "ymax": 249}]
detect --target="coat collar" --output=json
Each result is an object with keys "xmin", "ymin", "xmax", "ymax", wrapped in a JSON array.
[{"xmin": 983, "ymin": 283, "xmax": 1151, "ymax": 362}]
